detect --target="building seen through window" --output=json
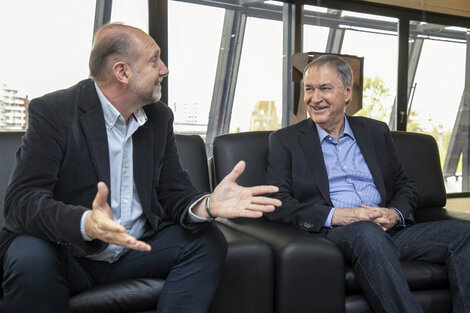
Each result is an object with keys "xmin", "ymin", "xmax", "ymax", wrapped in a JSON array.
[
  {"xmin": 0, "ymin": 0, "xmax": 95, "ymax": 132},
  {"xmin": 0, "ymin": 85, "xmax": 29, "ymax": 131}
]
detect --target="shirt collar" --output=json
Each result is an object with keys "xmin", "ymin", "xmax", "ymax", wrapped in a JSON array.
[
  {"xmin": 315, "ymin": 115, "xmax": 355, "ymax": 143},
  {"xmin": 94, "ymin": 82, "xmax": 148, "ymax": 128}
]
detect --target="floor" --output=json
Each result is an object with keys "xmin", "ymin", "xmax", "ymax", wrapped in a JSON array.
[{"xmin": 446, "ymin": 197, "xmax": 470, "ymax": 214}]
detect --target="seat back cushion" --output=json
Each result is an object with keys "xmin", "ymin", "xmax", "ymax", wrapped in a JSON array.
[
  {"xmin": 391, "ymin": 131, "xmax": 446, "ymax": 208},
  {"xmin": 175, "ymin": 134, "xmax": 211, "ymax": 193},
  {"xmin": 213, "ymin": 131, "xmax": 272, "ymax": 187},
  {"xmin": 0, "ymin": 132, "xmax": 25, "ymax": 228}
]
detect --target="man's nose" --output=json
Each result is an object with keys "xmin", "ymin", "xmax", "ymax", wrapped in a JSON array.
[
  {"xmin": 159, "ymin": 62, "xmax": 169, "ymax": 77},
  {"xmin": 312, "ymin": 89, "xmax": 322, "ymax": 103}
]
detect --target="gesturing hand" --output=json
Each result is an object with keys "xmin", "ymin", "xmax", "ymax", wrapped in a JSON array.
[
  {"xmin": 84, "ymin": 182, "xmax": 151, "ymax": 252},
  {"xmin": 209, "ymin": 161, "xmax": 282, "ymax": 218}
]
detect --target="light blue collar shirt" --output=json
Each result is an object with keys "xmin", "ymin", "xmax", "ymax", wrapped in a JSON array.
[
  {"xmin": 81, "ymin": 83, "xmax": 149, "ymax": 263},
  {"xmin": 317, "ymin": 117, "xmax": 382, "ymax": 228},
  {"xmin": 80, "ymin": 84, "xmax": 209, "ymax": 262}
]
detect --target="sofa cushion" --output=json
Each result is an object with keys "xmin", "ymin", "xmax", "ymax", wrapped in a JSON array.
[{"xmin": 345, "ymin": 260, "xmax": 448, "ymax": 295}]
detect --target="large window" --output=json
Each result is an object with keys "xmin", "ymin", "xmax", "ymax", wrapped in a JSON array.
[
  {"xmin": 407, "ymin": 22, "xmax": 469, "ymax": 193},
  {"xmin": 0, "ymin": 0, "xmax": 96, "ymax": 131},
  {"xmin": 111, "ymin": 0, "xmax": 148, "ymax": 32},
  {"xmin": 303, "ymin": 5, "xmax": 330, "ymax": 53},
  {"xmin": 168, "ymin": 1, "xmax": 224, "ymax": 137},
  {"xmin": 230, "ymin": 17, "xmax": 283, "ymax": 132},
  {"xmin": 2, "ymin": 0, "xmax": 469, "ymax": 196},
  {"xmin": 340, "ymin": 13, "xmax": 398, "ymax": 124},
  {"xmin": 303, "ymin": 6, "xmax": 398, "ymax": 125}
]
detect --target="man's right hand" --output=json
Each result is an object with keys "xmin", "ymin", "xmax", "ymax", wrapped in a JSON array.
[
  {"xmin": 84, "ymin": 182, "xmax": 151, "ymax": 252},
  {"xmin": 331, "ymin": 206, "xmax": 399, "ymax": 231},
  {"xmin": 331, "ymin": 207, "xmax": 382, "ymax": 227}
]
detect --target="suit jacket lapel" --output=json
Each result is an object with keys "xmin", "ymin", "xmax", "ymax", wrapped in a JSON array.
[
  {"xmin": 299, "ymin": 119, "xmax": 333, "ymax": 206},
  {"xmin": 78, "ymin": 80, "xmax": 110, "ymax": 187},
  {"xmin": 348, "ymin": 117, "xmax": 386, "ymax": 204},
  {"xmin": 133, "ymin": 120, "xmax": 153, "ymax": 213}
]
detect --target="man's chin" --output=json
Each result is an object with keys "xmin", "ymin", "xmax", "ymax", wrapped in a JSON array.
[
  {"xmin": 311, "ymin": 114, "xmax": 328, "ymax": 124},
  {"xmin": 153, "ymin": 91, "xmax": 162, "ymax": 102}
]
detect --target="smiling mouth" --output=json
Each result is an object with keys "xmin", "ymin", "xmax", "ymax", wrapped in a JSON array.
[{"xmin": 308, "ymin": 104, "xmax": 328, "ymax": 111}]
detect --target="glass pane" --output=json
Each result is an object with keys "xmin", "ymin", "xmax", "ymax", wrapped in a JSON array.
[
  {"xmin": 303, "ymin": 5, "xmax": 330, "ymax": 52},
  {"xmin": 303, "ymin": 24, "xmax": 329, "ymax": 52},
  {"xmin": 0, "ymin": 0, "xmax": 96, "ymax": 131},
  {"xmin": 168, "ymin": 1, "xmax": 224, "ymax": 137},
  {"xmin": 407, "ymin": 21, "xmax": 469, "ymax": 193},
  {"xmin": 340, "ymin": 15, "xmax": 398, "ymax": 125},
  {"xmin": 230, "ymin": 17, "xmax": 283, "ymax": 132},
  {"xmin": 111, "ymin": 0, "xmax": 148, "ymax": 33},
  {"xmin": 302, "ymin": 6, "xmax": 398, "ymax": 126}
]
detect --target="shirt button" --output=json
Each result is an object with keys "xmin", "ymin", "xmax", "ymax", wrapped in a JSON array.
[
  {"xmin": 123, "ymin": 168, "xmax": 128, "ymax": 174},
  {"xmin": 123, "ymin": 199, "xmax": 128, "ymax": 204},
  {"xmin": 343, "ymin": 165, "xmax": 347, "ymax": 169}
]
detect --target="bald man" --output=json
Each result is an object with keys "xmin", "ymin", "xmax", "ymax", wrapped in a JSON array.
[{"xmin": 1, "ymin": 23, "xmax": 281, "ymax": 313}]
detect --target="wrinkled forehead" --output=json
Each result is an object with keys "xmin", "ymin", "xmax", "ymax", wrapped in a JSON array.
[
  {"xmin": 304, "ymin": 64, "xmax": 342, "ymax": 85},
  {"xmin": 131, "ymin": 29, "xmax": 160, "ymax": 59}
]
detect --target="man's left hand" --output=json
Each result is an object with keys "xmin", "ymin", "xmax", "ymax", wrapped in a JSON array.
[
  {"xmin": 193, "ymin": 161, "xmax": 282, "ymax": 219},
  {"xmin": 361, "ymin": 205, "xmax": 400, "ymax": 231}
]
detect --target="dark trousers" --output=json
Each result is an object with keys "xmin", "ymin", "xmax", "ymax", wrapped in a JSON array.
[
  {"xmin": 2, "ymin": 223, "xmax": 227, "ymax": 313},
  {"xmin": 322, "ymin": 220, "xmax": 470, "ymax": 313}
]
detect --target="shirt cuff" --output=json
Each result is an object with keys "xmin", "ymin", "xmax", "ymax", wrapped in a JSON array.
[
  {"xmin": 186, "ymin": 194, "xmax": 212, "ymax": 223},
  {"xmin": 80, "ymin": 210, "xmax": 93, "ymax": 241},
  {"xmin": 391, "ymin": 207, "xmax": 406, "ymax": 227},
  {"xmin": 325, "ymin": 207, "xmax": 336, "ymax": 228}
]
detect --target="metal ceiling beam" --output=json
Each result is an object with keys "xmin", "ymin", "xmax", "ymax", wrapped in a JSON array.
[
  {"xmin": 205, "ymin": 10, "xmax": 247, "ymax": 154},
  {"xmin": 93, "ymin": 0, "xmax": 112, "ymax": 38}
]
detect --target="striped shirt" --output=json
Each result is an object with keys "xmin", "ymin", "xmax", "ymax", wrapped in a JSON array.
[{"xmin": 317, "ymin": 118, "xmax": 382, "ymax": 228}]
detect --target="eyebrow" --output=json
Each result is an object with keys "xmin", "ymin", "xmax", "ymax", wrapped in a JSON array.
[
  {"xmin": 148, "ymin": 50, "xmax": 160, "ymax": 62},
  {"xmin": 304, "ymin": 82, "xmax": 334, "ymax": 88}
]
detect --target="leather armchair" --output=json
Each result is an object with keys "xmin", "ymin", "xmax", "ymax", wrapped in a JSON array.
[
  {"xmin": 212, "ymin": 130, "xmax": 467, "ymax": 313},
  {"xmin": 0, "ymin": 132, "xmax": 274, "ymax": 313}
]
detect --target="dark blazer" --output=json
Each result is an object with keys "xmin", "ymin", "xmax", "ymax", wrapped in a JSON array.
[
  {"xmin": 1, "ymin": 79, "xmax": 205, "ymax": 260},
  {"xmin": 264, "ymin": 116, "xmax": 417, "ymax": 233}
]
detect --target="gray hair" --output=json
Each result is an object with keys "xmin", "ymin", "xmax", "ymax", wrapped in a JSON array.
[
  {"xmin": 304, "ymin": 54, "xmax": 353, "ymax": 87},
  {"xmin": 89, "ymin": 23, "xmax": 136, "ymax": 82}
]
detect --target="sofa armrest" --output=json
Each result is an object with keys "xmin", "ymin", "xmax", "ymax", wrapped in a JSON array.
[
  {"xmin": 414, "ymin": 207, "xmax": 470, "ymax": 223},
  {"xmin": 219, "ymin": 218, "xmax": 345, "ymax": 313}
]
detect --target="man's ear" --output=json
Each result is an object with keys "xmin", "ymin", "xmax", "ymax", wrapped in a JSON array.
[
  {"xmin": 112, "ymin": 61, "xmax": 130, "ymax": 84},
  {"xmin": 344, "ymin": 83, "xmax": 352, "ymax": 105}
]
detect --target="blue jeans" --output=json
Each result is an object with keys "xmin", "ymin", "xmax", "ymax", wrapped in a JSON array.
[
  {"xmin": 322, "ymin": 220, "xmax": 470, "ymax": 313},
  {"xmin": 2, "ymin": 223, "xmax": 227, "ymax": 313}
]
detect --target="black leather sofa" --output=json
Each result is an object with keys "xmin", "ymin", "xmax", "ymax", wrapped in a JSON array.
[
  {"xmin": 0, "ymin": 132, "xmax": 273, "ymax": 313},
  {"xmin": 212, "ymin": 130, "xmax": 470, "ymax": 313}
]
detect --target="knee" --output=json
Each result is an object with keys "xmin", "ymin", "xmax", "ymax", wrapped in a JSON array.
[
  {"xmin": 193, "ymin": 224, "xmax": 228, "ymax": 267},
  {"xmin": 347, "ymin": 221, "xmax": 386, "ymax": 243},
  {"xmin": 340, "ymin": 221, "xmax": 396, "ymax": 257},
  {"xmin": 3, "ymin": 235, "xmax": 64, "ymax": 284}
]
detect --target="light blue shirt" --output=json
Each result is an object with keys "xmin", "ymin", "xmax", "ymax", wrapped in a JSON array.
[
  {"xmin": 318, "ymin": 118, "xmax": 382, "ymax": 228},
  {"xmin": 80, "ymin": 84, "xmax": 209, "ymax": 263},
  {"xmin": 81, "ymin": 84, "xmax": 149, "ymax": 262}
]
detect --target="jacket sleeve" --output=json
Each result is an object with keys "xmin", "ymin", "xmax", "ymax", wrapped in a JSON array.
[
  {"xmin": 155, "ymin": 109, "xmax": 208, "ymax": 230},
  {"xmin": 382, "ymin": 127, "xmax": 417, "ymax": 225},
  {"xmin": 4, "ymin": 98, "xmax": 105, "ymax": 256},
  {"xmin": 263, "ymin": 131, "xmax": 332, "ymax": 232}
]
